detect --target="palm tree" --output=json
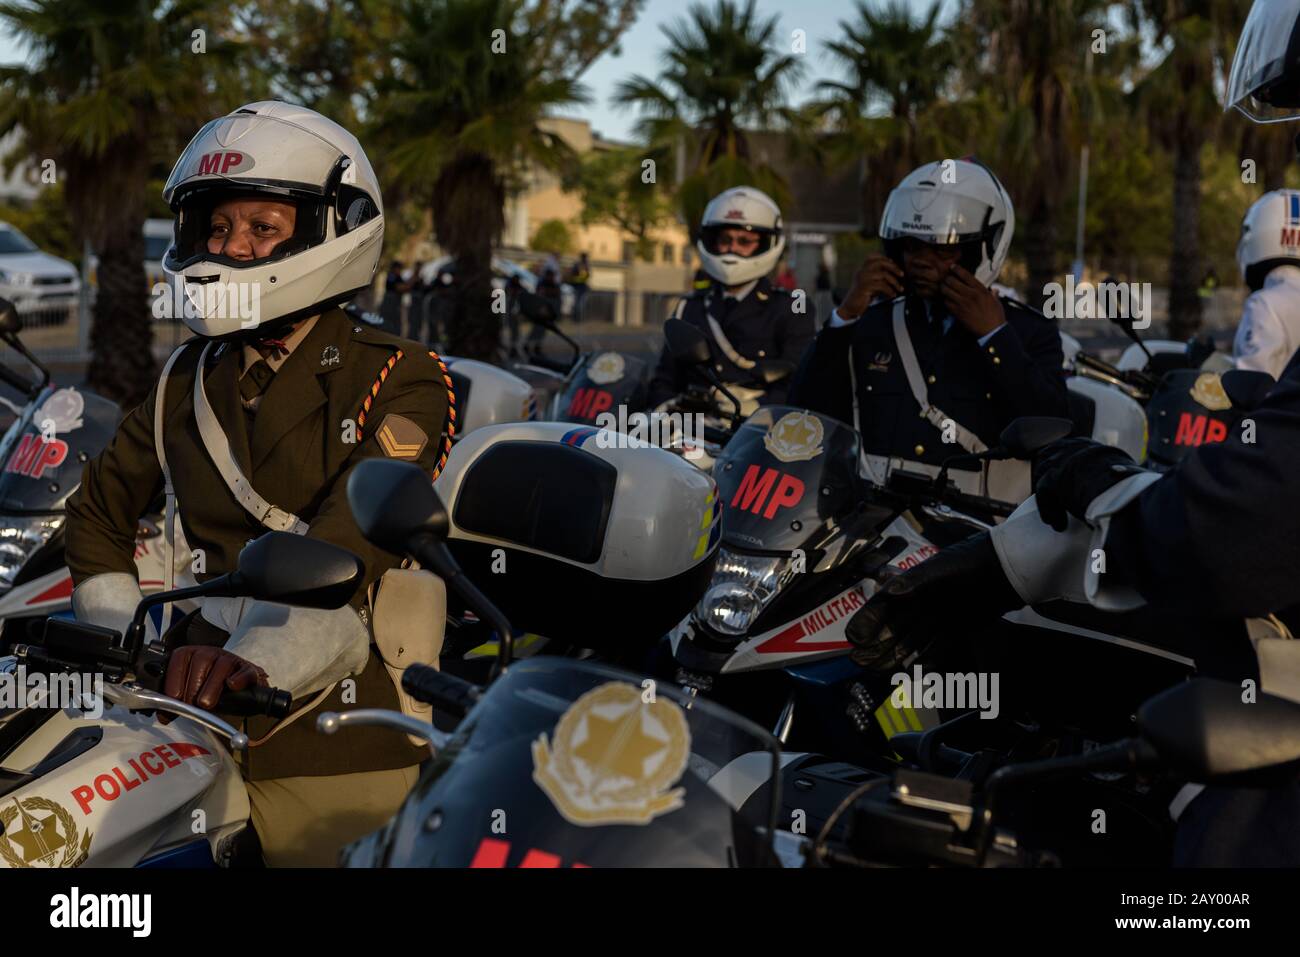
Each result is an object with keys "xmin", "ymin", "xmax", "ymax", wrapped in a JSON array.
[
  {"xmin": 612, "ymin": 0, "xmax": 805, "ymax": 234},
  {"xmin": 0, "ymin": 0, "xmax": 237, "ymax": 406},
  {"xmin": 369, "ymin": 0, "xmax": 632, "ymax": 359},
  {"xmin": 815, "ymin": 1, "xmax": 959, "ymax": 230},
  {"xmin": 954, "ymin": 0, "xmax": 1113, "ymax": 310},
  {"xmin": 1130, "ymin": 0, "xmax": 1253, "ymax": 339}
]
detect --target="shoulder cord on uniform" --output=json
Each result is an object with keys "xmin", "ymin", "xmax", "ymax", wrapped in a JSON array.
[{"xmin": 356, "ymin": 349, "xmax": 457, "ymax": 478}]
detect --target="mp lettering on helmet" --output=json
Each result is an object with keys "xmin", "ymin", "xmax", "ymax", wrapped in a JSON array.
[
  {"xmin": 196, "ymin": 150, "xmax": 253, "ymax": 176},
  {"xmin": 724, "ymin": 209, "xmax": 745, "ymax": 220},
  {"xmin": 1281, "ymin": 193, "xmax": 1300, "ymax": 248}
]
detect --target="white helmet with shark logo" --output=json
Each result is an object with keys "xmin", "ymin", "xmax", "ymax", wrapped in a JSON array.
[
  {"xmin": 161, "ymin": 101, "xmax": 384, "ymax": 338},
  {"xmin": 879, "ymin": 159, "xmax": 1015, "ymax": 287}
]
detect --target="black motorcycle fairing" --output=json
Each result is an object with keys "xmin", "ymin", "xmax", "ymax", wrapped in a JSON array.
[
  {"xmin": 555, "ymin": 351, "xmax": 649, "ymax": 425},
  {"xmin": 343, "ymin": 658, "xmax": 782, "ymax": 868},
  {"xmin": 1145, "ymin": 369, "xmax": 1238, "ymax": 468},
  {"xmin": 713, "ymin": 406, "xmax": 862, "ymax": 554},
  {"xmin": 0, "ymin": 387, "xmax": 122, "ymax": 513}
]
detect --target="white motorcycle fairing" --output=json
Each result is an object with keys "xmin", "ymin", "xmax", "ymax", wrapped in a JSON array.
[{"xmin": 0, "ymin": 704, "xmax": 247, "ymax": 868}]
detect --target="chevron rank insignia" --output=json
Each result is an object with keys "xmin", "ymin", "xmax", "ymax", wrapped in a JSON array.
[{"xmin": 376, "ymin": 414, "xmax": 428, "ymax": 460}]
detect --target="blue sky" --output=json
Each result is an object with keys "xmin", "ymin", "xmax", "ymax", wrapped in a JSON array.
[{"xmin": 0, "ymin": 0, "xmax": 960, "ymax": 142}]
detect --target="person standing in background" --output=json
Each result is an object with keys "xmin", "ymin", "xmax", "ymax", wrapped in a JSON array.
[
  {"xmin": 568, "ymin": 252, "xmax": 591, "ymax": 321},
  {"xmin": 378, "ymin": 260, "xmax": 407, "ymax": 336}
]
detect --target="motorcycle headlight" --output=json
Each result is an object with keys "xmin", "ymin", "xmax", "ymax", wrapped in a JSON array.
[
  {"xmin": 0, "ymin": 514, "xmax": 64, "ymax": 587},
  {"xmin": 696, "ymin": 549, "xmax": 788, "ymax": 637}
]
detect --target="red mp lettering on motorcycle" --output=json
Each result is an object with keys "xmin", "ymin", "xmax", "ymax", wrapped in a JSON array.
[
  {"xmin": 730, "ymin": 464, "xmax": 806, "ymax": 519},
  {"xmin": 1173, "ymin": 412, "xmax": 1228, "ymax": 447},
  {"xmin": 566, "ymin": 387, "xmax": 613, "ymax": 420},
  {"xmin": 70, "ymin": 741, "xmax": 212, "ymax": 816},
  {"xmin": 4, "ymin": 433, "xmax": 68, "ymax": 479}
]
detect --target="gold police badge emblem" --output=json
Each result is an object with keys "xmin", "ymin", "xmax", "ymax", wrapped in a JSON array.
[
  {"xmin": 532, "ymin": 681, "xmax": 690, "ymax": 826},
  {"xmin": 586, "ymin": 352, "xmax": 626, "ymax": 385},
  {"xmin": 1189, "ymin": 372, "xmax": 1231, "ymax": 412},
  {"xmin": 0, "ymin": 796, "xmax": 92, "ymax": 868},
  {"xmin": 763, "ymin": 410, "xmax": 825, "ymax": 463}
]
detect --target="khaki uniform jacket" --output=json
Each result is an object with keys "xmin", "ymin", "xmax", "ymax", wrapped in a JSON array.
[{"xmin": 65, "ymin": 306, "xmax": 450, "ymax": 779}]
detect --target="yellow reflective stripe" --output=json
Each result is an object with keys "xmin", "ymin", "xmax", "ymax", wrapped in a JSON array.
[
  {"xmin": 875, "ymin": 708, "xmax": 896, "ymax": 739},
  {"xmin": 901, "ymin": 706, "xmax": 925, "ymax": 732},
  {"xmin": 693, "ymin": 533, "xmax": 709, "ymax": 559}
]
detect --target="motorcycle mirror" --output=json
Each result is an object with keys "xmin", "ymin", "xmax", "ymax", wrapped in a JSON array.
[
  {"xmin": 997, "ymin": 417, "xmax": 1075, "ymax": 459},
  {"xmin": 347, "ymin": 458, "xmax": 517, "ymax": 677},
  {"xmin": 123, "ymin": 532, "xmax": 363, "ymax": 661},
  {"xmin": 1106, "ymin": 308, "xmax": 1153, "ymax": 361},
  {"xmin": 518, "ymin": 291, "xmax": 558, "ymax": 327},
  {"xmin": 1138, "ymin": 678, "xmax": 1300, "ymax": 782},
  {"xmin": 1220, "ymin": 369, "xmax": 1273, "ymax": 412},
  {"xmin": 664, "ymin": 318, "xmax": 712, "ymax": 367},
  {"xmin": 231, "ymin": 532, "xmax": 363, "ymax": 608},
  {"xmin": 0, "ymin": 297, "xmax": 21, "ymax": 336},
  {"xmin": 347, "ymin": 458, "xmax": 450, "ymax": 557}
]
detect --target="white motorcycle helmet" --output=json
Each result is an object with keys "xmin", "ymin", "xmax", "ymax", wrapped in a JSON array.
[
  {"xmin": 879, "ymin": 159, "xmax": 1014, "ymax": 288},
  {"xmin": 1226, "ymin": 0, "xmax": 1300, "ymax": 122},
  {"xmin": 1237, "ymin": 189, "xmax": 1300, "ymax": 290},
  {"xmin": 161, "ymin": 101, "xmax": 384, "ymax": 338},
  {"xmin": 696, "ymin": 186, "xmax": 786, "ymax": 286}
]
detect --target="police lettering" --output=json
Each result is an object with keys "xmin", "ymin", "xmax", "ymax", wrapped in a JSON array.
[
  {"xmin": 730, "ymin": 464, "xmax": 806, "ymax": 519},
  {"xmin": 70, "ymin": 741, "xmax": 211, "ymax": 815}
]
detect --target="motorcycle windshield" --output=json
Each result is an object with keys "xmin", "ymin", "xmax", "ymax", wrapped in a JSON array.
[
  {"xmin": 1145, "ymin": 370, "xmax": 1235, "ymax": 467},
  {"xmin": 0, "ymin": 387, "xmax": 121, "ymax": 513},
  {"xmin": 556, "ymin": 351, "xmax": 648, "ymax": 425},
  {"xmin": 713, "ymin": 406, "xmax": 862, "ymax": 553},
  {"xmin": 376, "ymin": 658, "xmax": 783, "ymax": 867}
]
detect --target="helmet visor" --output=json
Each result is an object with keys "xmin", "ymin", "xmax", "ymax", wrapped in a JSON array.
[
  {"xmin": 699, "ymin": 224, "xmax": 777, "ymax": 258},
  {"xmin": 164, "ymin": 113, "xmax": 347, "ymax": 204},
  {"xmin": 1226, "ymin": 0, "xmax": 1300, "ymax": 122},
  {"xmin": 880, "ymin": 191, "xmax": 996, "ymax": 245}
]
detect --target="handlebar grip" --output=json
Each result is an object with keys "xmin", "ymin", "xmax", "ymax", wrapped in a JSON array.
[
  {"xmin": 218, "ymin": 685, "xmax": 292, "ymax": 718},
  {"xmin": 402, "ymin": 664, "xmax": 481, "ymax": 716}
]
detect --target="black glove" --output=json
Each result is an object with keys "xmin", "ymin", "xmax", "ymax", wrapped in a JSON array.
[
  {"xmin": 845, "ymin": 532, "xmax": 1023, "ymax": 673},
  {"xmin": 1032, "ymin": 437, "xmax": 1147, "ymax": 533}
]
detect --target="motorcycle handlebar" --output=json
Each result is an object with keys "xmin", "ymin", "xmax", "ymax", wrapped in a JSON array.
[{"xmin": 216, "ymin": 685, "xmax": 292, "ymax": 719}]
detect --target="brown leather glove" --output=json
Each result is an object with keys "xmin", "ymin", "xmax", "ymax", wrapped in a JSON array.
[{"xmin": 160, "ymin": 645, "xmax": 268, "ymax": 722}]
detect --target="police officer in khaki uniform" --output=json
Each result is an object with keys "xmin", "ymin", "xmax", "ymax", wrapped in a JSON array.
[{"xmin": 65, "ymin": 101, "xmax": 450, "ymax": 866}]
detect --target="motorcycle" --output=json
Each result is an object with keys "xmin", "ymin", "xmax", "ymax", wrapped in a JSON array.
[
  {"xmin": 650, "ymin": 318, "xmax": 797, "ymax": 472},
  {"xmin": 0, "ymin": 298, "xmax": 185, "ymax": 653},
  {"xmin": 768, "ymin": 677, "xmax": 1298, "ymax": 868},
  {"xmin": 506, "ymin": 292, "xmax": 651, "ymax": 428},
  {"xmin": 1068, "ymin": 312, "xmax": 1242, "ymax": 469},
  {"xmin": 327, "ymin": 458, "xmax": 785, "ymax": 868},
  {"xmin": 0, "ymin": 532, "xmax": 355, "ymax": 867}
]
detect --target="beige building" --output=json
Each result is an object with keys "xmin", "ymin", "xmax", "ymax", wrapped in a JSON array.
[{"xmin": 502, "ymin": 116, "xmax": 694, "ymax": 326}]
